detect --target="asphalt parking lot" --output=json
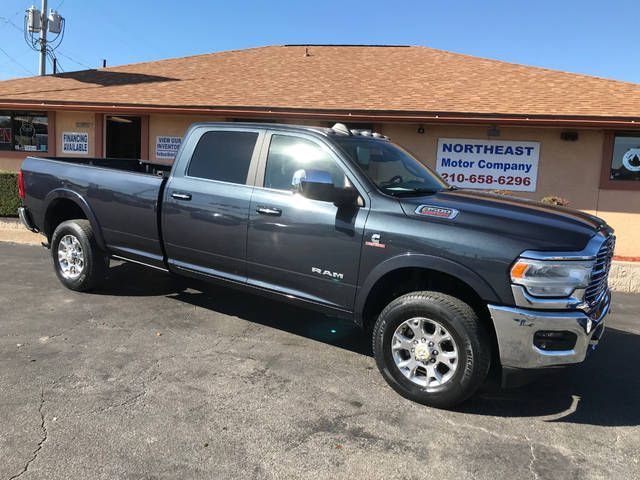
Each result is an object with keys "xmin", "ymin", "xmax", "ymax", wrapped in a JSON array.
[{"xmin": 1, "ymin": 242, "xmax": 639, "ymax": 480}]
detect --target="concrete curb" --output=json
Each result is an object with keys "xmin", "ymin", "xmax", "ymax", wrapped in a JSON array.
[
  {"xmin": 609, "ymin": 261, "xmax": 640, "ymax": 294},
  {"xmin": 0, "ymin": 217, "xmax": 21, "ymax": 230}
]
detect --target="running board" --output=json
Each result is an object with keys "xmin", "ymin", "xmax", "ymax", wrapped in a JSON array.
[{"xmin": 111, "ymin": 254, "xmax": 169, "ymax": 272}]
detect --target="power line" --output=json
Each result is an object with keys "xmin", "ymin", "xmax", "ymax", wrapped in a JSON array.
[
  {"xmin": 0, "ymin": 15, "xmax": 24, "ymax": 33},
  {"xmin": 55, "ymin": 50, "xmax": 91, "ymax": 69},
  {"xmin": 0, "ymin": 45, "xmax": 34, "ymax": 76}
]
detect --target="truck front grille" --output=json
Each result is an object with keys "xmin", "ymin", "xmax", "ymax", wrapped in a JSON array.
[{"xmin": 584, "ymin": 235, "xmax": 615, "ymax": 307}]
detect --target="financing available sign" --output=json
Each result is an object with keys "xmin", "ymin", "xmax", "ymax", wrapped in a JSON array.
[
  {"xmin": 436, "ymin": 138, "xmax": 540, "ymax": 192},
  {"xmin": 156, "ymin": 136, "xmax": 182, "ymax": 159},
  {"xmin": 62, "ymin": 132, "xmax": 89, "ymax": 154}
]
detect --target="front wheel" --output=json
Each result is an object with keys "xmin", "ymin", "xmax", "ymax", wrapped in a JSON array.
[
  {"xmin": 372, "ymin": 291, "xmax": 491, "ymax": 408},
  {"xmin": 51, "ymin": 219, "xmax": 108, "ymax": 292}
]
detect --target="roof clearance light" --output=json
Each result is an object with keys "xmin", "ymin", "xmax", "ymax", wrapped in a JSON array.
[{"xmin": 331, "ymin": 123, "xmax": 351, "ymax": 136}]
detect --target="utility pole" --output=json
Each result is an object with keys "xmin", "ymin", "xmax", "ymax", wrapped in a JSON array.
[
  {"xmin": 26, "ymin": 3, "xmax": 65, "ymax": 76},
  {"xmin": 39, "ymin": 0, "xmax": 48, "ymax": 75}
]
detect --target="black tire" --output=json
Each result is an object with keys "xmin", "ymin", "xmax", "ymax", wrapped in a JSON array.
[
  {"xmin": 51, "ymin": 219, "xmax": 108, "ymax": 292},
  {"xmin": 372, "ymin": 291, "xmax": 491, "ymax": 408}
]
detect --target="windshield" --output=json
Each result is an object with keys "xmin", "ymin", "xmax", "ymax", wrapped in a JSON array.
[{"xmin": 334, "ymin": 137, "xmax": 448, "ymax": 196}]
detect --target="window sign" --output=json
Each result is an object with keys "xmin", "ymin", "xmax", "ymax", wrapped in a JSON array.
[
  {"xmin": 13, "ymin": 112, "xmax": 48, "ymax": 151},
  {"xmin": 436, "ymin": 138, "xmax": 540, "ymax": 192},
  {"xmin": 0, "ymin": 112, "xmax": 48, "ymax": 152},
  {"xmin": 62, "ymin": 132, "xmax": 89, "ymax": 154},
  {"xmin": 610, "ymin": 135, "xmax": 640, "ymax": 181},
  {"xmin": 156, "ymin": 136, "xmax": 182, "ymax": 159},
  {"xmin": 0, "ymin": 114, "xmax": 10, "ymax": 151}
]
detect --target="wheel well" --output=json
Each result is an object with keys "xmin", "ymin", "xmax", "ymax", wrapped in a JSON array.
[
  {"xmin": 44, "ymin": 198, "xmax": 87, "ymax": 239},
  {"xmin": 361, "ymin": 267, "xmax": 497, "ymax": 350}
]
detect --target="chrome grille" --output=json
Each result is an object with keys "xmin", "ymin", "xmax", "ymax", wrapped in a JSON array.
[{"xmin": 584, "ymin": 235, "xmax": 615, "ymax": 306}]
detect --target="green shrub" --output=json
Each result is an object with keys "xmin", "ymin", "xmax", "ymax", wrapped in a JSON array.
[{"xmin": 0, "ymin": 172, "xmax": 20, "ymax": 217}]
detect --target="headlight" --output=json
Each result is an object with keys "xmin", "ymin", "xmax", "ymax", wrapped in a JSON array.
[{"xmin": 510, "ymin": 258, "xmax": 593, "ymax": 297}]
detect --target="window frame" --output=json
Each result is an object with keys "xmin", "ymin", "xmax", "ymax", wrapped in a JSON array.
[
  {"xmin": 600, "ymin": 130, "xmax": 640, "ymax": 191},
  {"xmin": 0, "ymin": 110, "xmax": 50, "ymax": 154},
  {"xmin": 253, "ymin": 130, "xmax": 367, "ymax": 202},
  {"xmin": 181, "ymin": 126, "xmax": 266, "ymax": 186}
]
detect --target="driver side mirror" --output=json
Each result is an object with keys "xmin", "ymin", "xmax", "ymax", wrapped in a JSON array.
[{"xmin": 292, "ymin": 169, "xmax": 358, "ymax": 208}]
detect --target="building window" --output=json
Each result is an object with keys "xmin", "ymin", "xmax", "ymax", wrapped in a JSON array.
[
  {"xmin": 610, "ymin": 134, "xmax": 640, "ymax": 182},
  {"xmin": 600, "ymin": 131, "xmax": 640, "ymax": 190},
  {"xmin": 0, "ymin": 111, "xmax": 48, "ymax": 152}
]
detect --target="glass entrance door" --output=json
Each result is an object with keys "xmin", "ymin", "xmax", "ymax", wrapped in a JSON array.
[{"xmin": 105, "ymin": 115, "xmax": 141, "ymax": 159}]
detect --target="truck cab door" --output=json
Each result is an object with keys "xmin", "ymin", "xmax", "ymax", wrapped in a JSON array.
[
  {"xmin": 162, "ymin": 127, "xmax": 264, "ymax": 282},
  {"xmin": 246, "ymin": 132, "xmax": 369, "ymax": 311}
]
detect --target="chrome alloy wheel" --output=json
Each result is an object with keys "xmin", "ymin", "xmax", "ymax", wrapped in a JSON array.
[
  {"xmin": 57, "ymin": 234, "xmax": 85, "ymax": 280},
  {"xmin": 391, "ymin": 317, "xmax": 459, "ymax": 388}
]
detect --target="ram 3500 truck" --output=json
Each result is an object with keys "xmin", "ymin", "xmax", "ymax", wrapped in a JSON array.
[{"xmin": 18, "ymin": 122, "xmax": 614, "ymax": 408}]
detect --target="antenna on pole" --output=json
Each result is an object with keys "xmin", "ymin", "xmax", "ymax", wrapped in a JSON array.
[{"xmin": 25, "ymin": 1, "xmax": 66, "ymax": 75}]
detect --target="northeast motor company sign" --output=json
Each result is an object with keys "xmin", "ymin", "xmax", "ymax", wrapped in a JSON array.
[{"xmin": 436, "ymin": 138, "xmax": 540, "ymax": 192}]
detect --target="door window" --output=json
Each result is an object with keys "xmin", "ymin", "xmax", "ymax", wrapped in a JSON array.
[
  {"xmin": 188, "ymin": 131, "xmax": 258, "ymax": 184},
  {"xmin": 264, "ymin": 134, "xmax": 347, "ymax": 191}
]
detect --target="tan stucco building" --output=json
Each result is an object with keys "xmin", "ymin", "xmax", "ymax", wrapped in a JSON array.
[{"xmin": 1, "ymin": 45, "xmax": 639, "ymax": 256}]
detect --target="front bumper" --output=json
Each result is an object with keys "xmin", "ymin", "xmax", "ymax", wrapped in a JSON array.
[{"xmin": 488, "ymin": 290, "xmax": 610, "ymax": 369}]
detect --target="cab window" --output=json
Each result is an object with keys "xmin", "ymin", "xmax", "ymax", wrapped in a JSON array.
[
  {"xmin": 264, "ymin": 135, "xmax": 348, "ymax": 191},
  {"xmin": 188, "ymin": 130, "xmax": 258, "ymax": 184}
]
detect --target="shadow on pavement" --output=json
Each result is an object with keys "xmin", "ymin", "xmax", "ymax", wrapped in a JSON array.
[
  {"xmin": 463, "ymin": 327, "xmax": 640, "ymax": 426},
  {"xmin": 97, "ymin": 261, "xmax": 640, "ymax": 426},
  {"xmin": 96, "ymin": 261, "xmax": 372, "ymax": 356}
]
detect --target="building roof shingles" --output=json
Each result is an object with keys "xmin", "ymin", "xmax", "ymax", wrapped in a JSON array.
[{"xmin": 1, "ymin": 45, "xmax": 639, "ymax": 119}]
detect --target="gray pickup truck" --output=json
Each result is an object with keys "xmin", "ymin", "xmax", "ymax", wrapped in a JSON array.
[{"xmin": 18, "ymin": 122, "xmax": 614, "ymax": 408}]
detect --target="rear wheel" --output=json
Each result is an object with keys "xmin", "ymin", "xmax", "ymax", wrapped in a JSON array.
[
  {"xmin": 51, "ymin": 219, "xmax": 108, "ymax": 292},
  {"xmin": 372, "ymin": 291, "xmax": 491, "ymax": 408}
]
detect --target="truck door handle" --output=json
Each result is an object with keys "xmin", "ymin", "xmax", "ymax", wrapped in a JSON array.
[
  {"xmin": 256, "ymin": 206, "xmax": 282, "ymax": 216},
  {"xmin": 171, "ymin": 192, "xmax": 192, "ymax": 201}
]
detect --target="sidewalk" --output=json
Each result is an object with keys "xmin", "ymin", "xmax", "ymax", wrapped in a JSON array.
[
  {"xmin": 0, "ymin": 217, "xmax": 43, "ymax": 245},
  {"xmin": 1, "ymin": 216, "xmax": 638, "ymax": 292}
]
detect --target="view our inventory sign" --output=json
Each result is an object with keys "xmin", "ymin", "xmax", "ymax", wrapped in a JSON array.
[
  {"xmin": 62, "ymin": 132, "xmax": 89, "ymax": 154},
  {"xmin": 436, "ymin": 138, "xmax": 540, "ymax": 191},
  {"xmin": 156, "ymin": 136, "xmax": 182, "ymax": 159}
]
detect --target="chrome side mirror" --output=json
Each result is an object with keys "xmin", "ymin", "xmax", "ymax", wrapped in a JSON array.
[{"xmin": 291, "ymin": 169, "xmax": 358, "ymax": 208}]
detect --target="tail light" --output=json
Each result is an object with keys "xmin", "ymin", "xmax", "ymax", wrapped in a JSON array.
[{"xmin": 19, "ymin": 170, "xmax": 25, "ymax": 198}]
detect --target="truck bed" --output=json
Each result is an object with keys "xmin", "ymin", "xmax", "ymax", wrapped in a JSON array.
[
  {"xmin": 21, "ymin": 156, "xmax": 170, "ymax": 268},
  {"xmin": 36, "ymin": 156, "xmax": 172, "ymax": 176}
]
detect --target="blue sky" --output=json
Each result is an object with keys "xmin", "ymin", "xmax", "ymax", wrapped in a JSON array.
[{"xmin": 1, "ymin": 0, "xmax": 638, "ymax": 83}]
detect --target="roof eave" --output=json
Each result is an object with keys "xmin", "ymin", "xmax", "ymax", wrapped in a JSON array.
[{"xmin": 1, "ymin": 99, "xmax": 640, "ymax": 129}]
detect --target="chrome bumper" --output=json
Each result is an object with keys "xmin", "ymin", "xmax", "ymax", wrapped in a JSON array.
[
  {"xmin": 488, "ymin": 290, "xmax": 610, "ymax": 369},
  {"xmin": 18, "ymin": 206, "xmax": 38, "ymax": 233}
]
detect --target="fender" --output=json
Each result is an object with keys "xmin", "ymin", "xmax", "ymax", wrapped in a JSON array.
[
  {"xmin": 43, "ymin": 188, "xmax": 107, "ymax": 251},
  {"xmin": 354, "ymin": 253, "xmax": 503, "ymax": 322}
]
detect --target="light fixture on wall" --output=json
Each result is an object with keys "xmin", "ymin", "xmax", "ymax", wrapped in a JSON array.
[
  {"xmin": 561, "ymin": 131, "xmax": 579, "ymax": 141},
  {"xmin": 417, "ymin": 125, "xmax": 425, "ymax": 134},
  {"xmin": 487, "ymin": 126, "xmax": 500, "ymax": 137},
  {"xmin": 108, "ymin": 116, "xmax": 134, "ymax": 124}
]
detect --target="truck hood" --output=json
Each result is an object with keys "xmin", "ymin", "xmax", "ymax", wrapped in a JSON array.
[{"xmin": 399, "ymin": 189, "xmax": 607, "ymax": 251}]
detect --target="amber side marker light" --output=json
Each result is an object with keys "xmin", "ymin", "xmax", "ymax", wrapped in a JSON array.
[{"xmin": 510, "ymin": 262, "xmax": 529, "ymax": 279}]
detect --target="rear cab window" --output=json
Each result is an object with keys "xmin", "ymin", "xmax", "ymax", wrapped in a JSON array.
[{"xmin": 187, "ymin": 130, "xmax": 259, "ymax": 184}]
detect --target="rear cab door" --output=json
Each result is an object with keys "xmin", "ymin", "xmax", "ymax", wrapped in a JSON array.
[{"xmin": 162, "ymin": 125, "xmax": 265, "ymax": 282}]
